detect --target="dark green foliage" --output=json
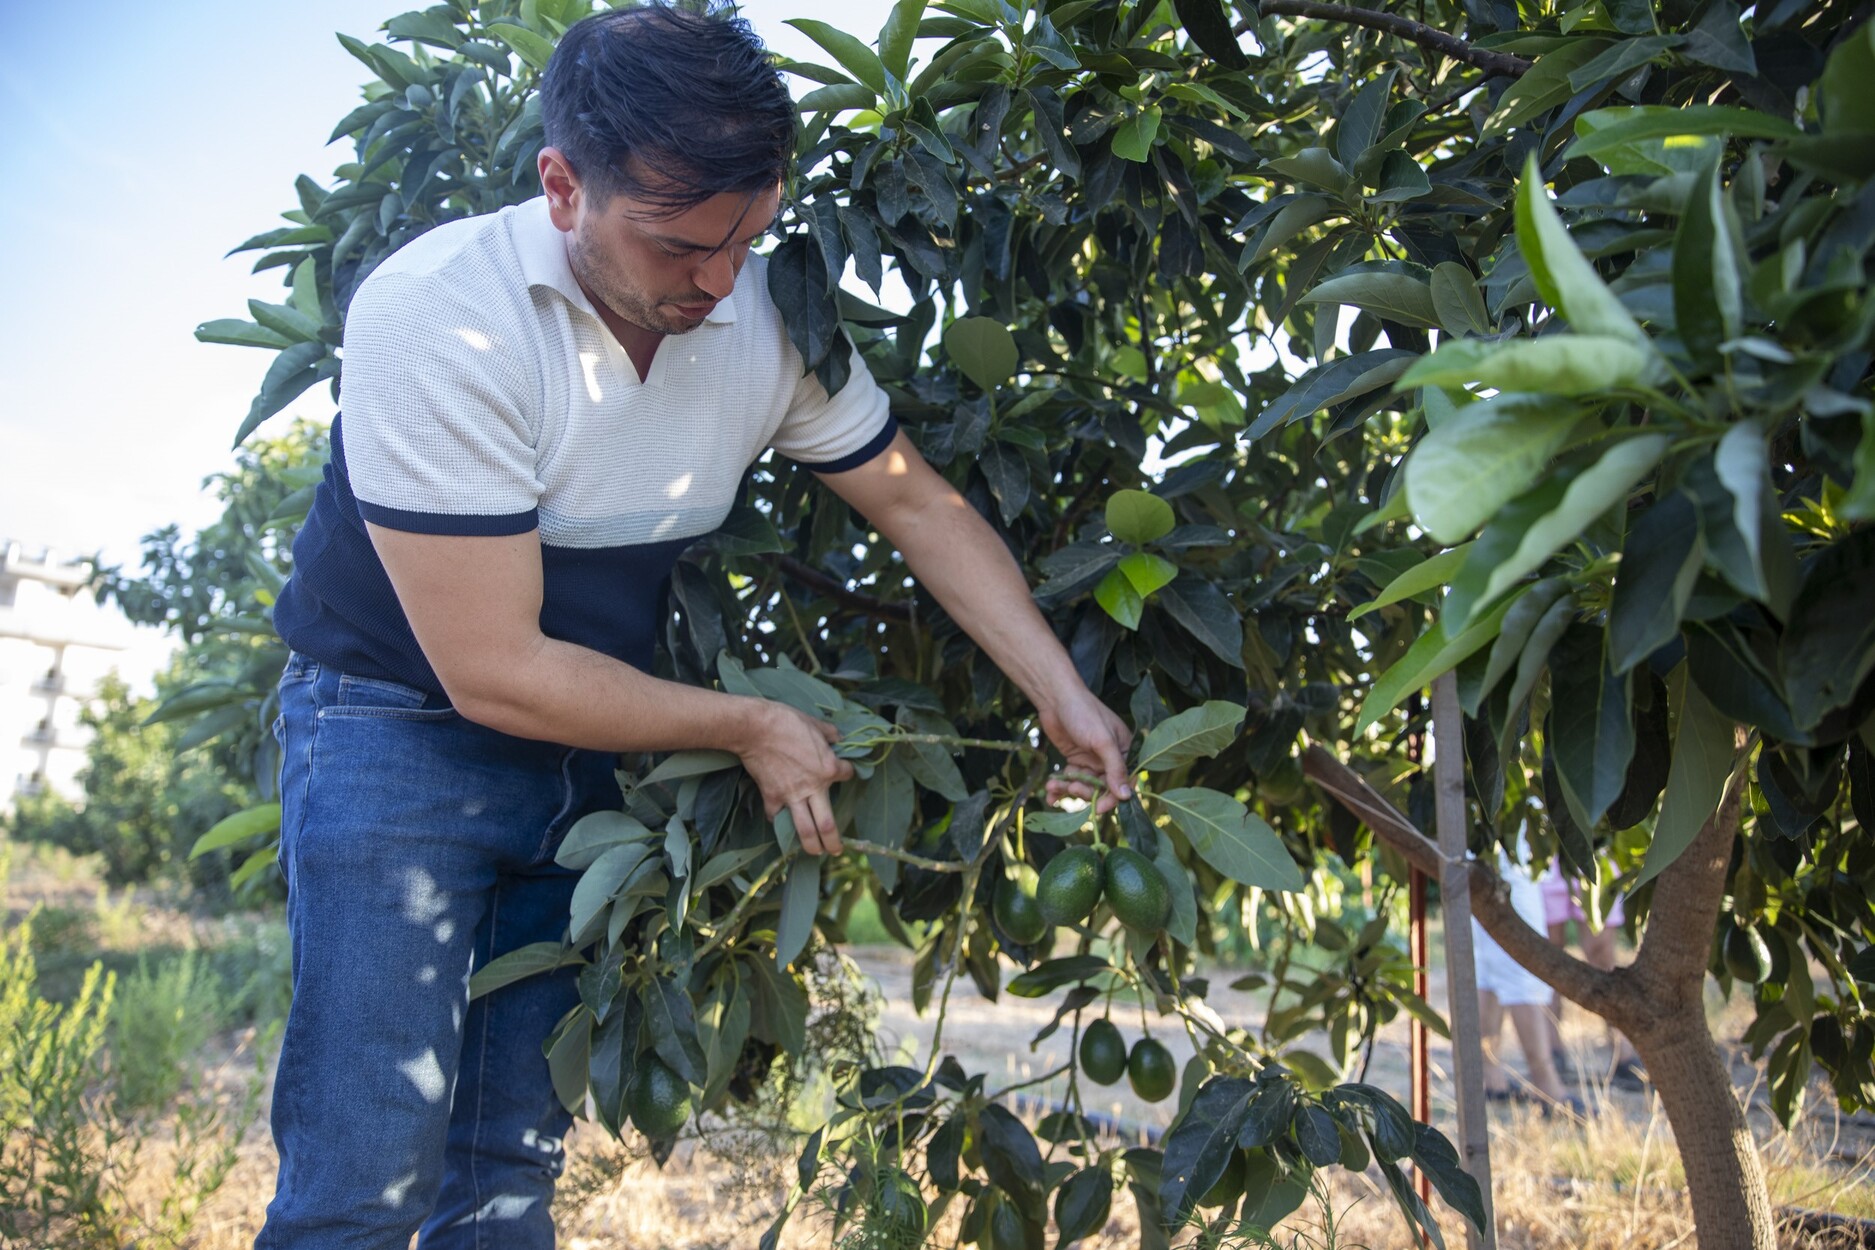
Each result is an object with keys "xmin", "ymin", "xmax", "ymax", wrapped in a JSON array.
[{"xmin": 182, "ymin": 0, "xmax": 1875, "ymax": 1243}]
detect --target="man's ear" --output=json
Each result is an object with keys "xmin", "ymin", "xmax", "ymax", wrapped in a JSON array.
[{"xmin": 538, "ymin": 147, "xmax": 581, "ymax": 229}]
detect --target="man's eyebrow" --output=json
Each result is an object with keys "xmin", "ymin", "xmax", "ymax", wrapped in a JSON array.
[{"xmin": 646, "ymin": 212, "xmax": 778, "ymax": 253}]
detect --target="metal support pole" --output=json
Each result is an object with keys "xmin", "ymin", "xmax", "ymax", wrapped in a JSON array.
[{"xmin": 1432, "ymin": 671, "xmax": 1496, "ymax": 1250}]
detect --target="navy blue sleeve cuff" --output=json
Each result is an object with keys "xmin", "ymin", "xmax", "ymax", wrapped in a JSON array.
[
  {"xmin": 804, "ymin": 415, "xmax": 900, "ymax": 475},
  {"xmin": 356, "ymin": 500, "xmax": 540, "ymax": 536}
]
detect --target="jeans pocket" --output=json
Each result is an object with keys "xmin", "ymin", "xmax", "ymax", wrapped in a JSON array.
[{"xmin": 321, "ymin": 673, "xmax": 458, "ymax": 721}]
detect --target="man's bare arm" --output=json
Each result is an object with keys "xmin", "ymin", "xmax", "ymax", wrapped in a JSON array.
[
  {"xmin": 815, "ymin": 432, "xmax": 1135, "ymax": 812},
  {"xmin": 364, "ymin": 523, "xmax": 852, "ymax": 852}
]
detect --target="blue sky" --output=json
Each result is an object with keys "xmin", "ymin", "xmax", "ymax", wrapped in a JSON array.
[{"xmin": 0, "ymin": 0, "xmax": 879, "ymax": 577}]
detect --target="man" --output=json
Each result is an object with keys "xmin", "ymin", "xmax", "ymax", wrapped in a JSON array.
[{"xmin": 259, "ymin": 6, "xmax": 1132, "ymax": 1247}]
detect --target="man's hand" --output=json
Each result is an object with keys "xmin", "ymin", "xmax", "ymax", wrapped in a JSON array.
[
  {"xmin": 733, "ymin": 701, "xmax": 855, "ymax": 856},
  {"xmin": 1039, "ymin": 686, "xmax": 1135, "ymax": 815}
]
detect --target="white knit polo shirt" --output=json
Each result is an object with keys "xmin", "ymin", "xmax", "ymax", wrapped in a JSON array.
[{"xmin": 273, "ymin": 195, "xmax": 895, "ymax": 693}]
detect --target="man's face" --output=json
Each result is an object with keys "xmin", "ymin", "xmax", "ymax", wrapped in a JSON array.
[{"xmin": 562, "ymin": 176, "xmax": 780, "ymax": 337}]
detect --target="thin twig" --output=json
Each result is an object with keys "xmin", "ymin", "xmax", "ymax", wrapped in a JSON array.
[
  {"xmin": 694, "ymin": 850, "xmax": 796, "ymax": 959},
  {"xmin": 986, "ymin": 1060, "xmax": 1074, "ymax": 1103},
  {"xmin": 766, "ymin": 553, "xmax": 913, "ymax": 623},
  {"xmin": 1246, "ymin": 1, "xmax": 1534, "ymax": 78},
  {"xmin": 844, "ymin": 838, "xmax": 969, "ymax": 873}
]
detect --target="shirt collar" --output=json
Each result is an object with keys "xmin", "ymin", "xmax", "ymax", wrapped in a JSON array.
[{"xmin": 514, "ymin": 196, "xmax": 738, "ymax": 327}]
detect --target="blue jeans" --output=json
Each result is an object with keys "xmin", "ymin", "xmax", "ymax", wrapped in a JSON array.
[{"xmin": 257, "ymin": 654, "xmax": 620, "ymax": 1249}]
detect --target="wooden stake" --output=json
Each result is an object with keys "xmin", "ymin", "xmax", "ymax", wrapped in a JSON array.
[
  {"xmin": 1432, "ymin": 672, "xmax": 1496, "ymax": 1249},
  {"xmin": 1410, "ymin": 864, "xmax": 1433, "ymax": 1225}
]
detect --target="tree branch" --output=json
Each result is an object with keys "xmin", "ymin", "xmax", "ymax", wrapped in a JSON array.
[
  {"xmin": 1301, "ymin": 745, "xmax": 1623, "ymax": 1019},
  {"xmin": 766, "ymin": 553, "xmax": 914, "ymax": 623},
  {"xmin": 1247, "ymin": 2, "xmax": 1534, "ymax": 79}
]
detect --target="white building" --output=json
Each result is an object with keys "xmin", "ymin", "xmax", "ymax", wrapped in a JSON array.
[{"xmin": 0, "ymin": 541, "xmax": 136, "ymax": 812}]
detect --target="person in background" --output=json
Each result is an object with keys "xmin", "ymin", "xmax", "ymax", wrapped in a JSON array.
[
  {"xmin": 1543, "ymin": 862, "xmax": 1646, "ymax": 1089},
  {"xmin": 1473, "ymin": 840, "xmax": 1579, "ymax": 1114}
]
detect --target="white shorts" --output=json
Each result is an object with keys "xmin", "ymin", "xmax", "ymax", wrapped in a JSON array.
[{"xmin": 1470, "ymin": 857, "xmax": 1550, "ymax": 1007}]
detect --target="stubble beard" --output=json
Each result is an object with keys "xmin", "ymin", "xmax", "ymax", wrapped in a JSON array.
[{"xmin": 567, "ymin": 230, "xmax": 699, "ymax": 338}]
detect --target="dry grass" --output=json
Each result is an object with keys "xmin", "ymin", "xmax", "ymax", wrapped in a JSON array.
[{"xmin": 7, "ymin": 835, "xmax": 1871, "ymax": 1249}]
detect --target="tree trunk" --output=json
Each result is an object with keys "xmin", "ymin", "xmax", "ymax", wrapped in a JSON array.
[
  {"xmin": 1610, "ymin": 766, "xmax": 1777, "ymax": 1250},
  {"xmin": 1300, "ymin": 746, "xmax": 1779, "ymax": 1250},
  {"xmin": 1627, "ymin": 1014, "xmax": 1777, "ymax": 1250}
]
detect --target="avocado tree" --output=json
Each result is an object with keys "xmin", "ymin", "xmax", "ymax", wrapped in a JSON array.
[{"xmin": 183, "ymin": 0, "xmax": 1873, "ymax": 1247}]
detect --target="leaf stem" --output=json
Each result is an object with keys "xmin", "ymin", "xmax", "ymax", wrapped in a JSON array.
[
  {"xmin": 844, "ymin": 838, "xmax": 969, "ymax": 873},
  {"xmin": 694, "ymin": 851, "xmax": 796, "ymax": 959}
]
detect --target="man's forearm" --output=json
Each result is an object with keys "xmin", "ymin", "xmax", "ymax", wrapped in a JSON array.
[{"xmin": 453, "ymin": 634, "xmax": 765, "ymax": 754}]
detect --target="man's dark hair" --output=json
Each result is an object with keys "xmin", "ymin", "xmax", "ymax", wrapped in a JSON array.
[{"xmin": 540, "ymin": 3, "xmax": 796, "ymax": 216}]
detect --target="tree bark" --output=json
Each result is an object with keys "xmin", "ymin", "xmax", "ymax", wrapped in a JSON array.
[
  {"xmin": 1608, "ymin": 777, "xmax": 1777, "ymax": 1250},
  {"xmin": 1301, "ymin": 745, "xmax": 1777, "ymax": 1250}
]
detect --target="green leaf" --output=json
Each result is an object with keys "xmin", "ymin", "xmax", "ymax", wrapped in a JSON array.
[
  {"xmin": 1118, "ymin": 551, "xmax": 1178, "ymax": 598},
  {"xmin": 1151, "ymin": 829, "xmax": 1198, "ymax": 946},
  {"xmin": 1565, "ymin": 105, "xmax": 1802, "ymax": 163},
  {"xmin": 1567, "ymin": 35, "xmax": 1681, "ymax": 93},
  {"xmin": 1515, "ymin": 153, "xmax": 1643, "ymax": 340},
  {"xmin": 1248, "ymin": 349, "xmax": 1416, "ymax": 438},
  {"xmin": 569, "ymin": 843, "xmax": 653, "ymax": 942},
  {"xmin": 386, "ymin": 9, "xmax": 465, "ymax": 49},
  {"xmin": 195, "ymin": 318, "xmax": 293, "ymax": 349},
  {"xmin": 247, "ymin": 299, "xmax": 323, "ymax": 343},
  {"xmin": 644, "ymin": 974, "xmax": 708, "ymax": 1086},
  {"xmin": 1137, "ymin": 701, "xmax": 1246, "ymax": 773},
  {"xmin": 639, "ymin": 750, "xmax": 741, "ymax": 788},
  {"xmin": 1814, "ymin": 21, "xmax": 1875, "ymax": 137},
  {"xmin": 1632, "ymin": 674, "xmax": 1734, "ymax": 888},
  {"xmin": 1111, "ymin": 107, "xmax": 1163, "ymax": 162},
  {"xmin": 1171, "ymin": 0, "xmax": 1248, "ymax": 68},
  {"xmin": 1402, "ymin": 395, "xmax": 1582, "ymax": 544},
  {"xmin": 556, "ymin": 810, "xmax": 656, "ymax": 870},
  {"xmin": 1300, "ymin": 271, "xmax": 1439, "ymax": 330},
  {"xmin": 878, "ymin": 0, "xmax": 927, "ymax": 81},
  {"xmin": 1334, "ymin": 69, "xmax": 1397, "ymax": 167},
  {"xmin": 1444, "ymin": 434, "xmax": 1670, "ymax": 628},
  {"xmin": 1159, "ymin": 574, "xmax": 1246, "ymax": 669},
  {"xmin": 189, "ymin": 803, "xmax": 281, "ymax": 858},
  {"xmin": 545, "ymin": 1008, "xmax": 592, "ymax": 1115},
  {"xmin": 1549, "ymin": 622, "xmax": 1634, "ymax": 829},
  {"xmin": 1350, "ymin": 544, "xmax": 1473, "ymax": 620},
  {"xmin": 1005, "ymin": 955, "xmax": 1114, "ymax": 997},
  {"xmin": 1780, "ymin": 529, "xmax": 1875, "ymax": 731},
  {"xmin": 1429, "ymin": 263, "xmax": 1491, "ymax": 337},
  {"xmin": 1410, "ymin": 1122, "xmax": 1489, "ymax": 1237},
  {"xmin": 1159, "ymin": 1076, "xmax": 1254, "ymax": 1223},
  {"xmin": 468, "ymin": 941, "xmax": 583, "ymax": 1000},
  {"xmin": 1095, "ymin": 566, "xmax": 1144, "ymax": 630},
  {"xmin": 1356, "ymin": 589, "xmax": 1530, "ymax": 734},
  {"xmin": 486, "ymin": 22, "xmax": 554, "ymax": 72},
  {"xmin": 1263, "ymin": 147, "xmax": 1352, "ymax": 195},
  {"xmin": 785, "ymin": 19, "xmax": 888, "ymax": 94},
  {"xmin": 798, "ymin": 83, "xmax": 877, "ymax": 113},
  {"xmin": 942, "ymin": 315, "xmax": 1018, "ymax": 391},
  {"xmin": 1710, "ymin": 419, "xmax": 1777, "ymax": 610},
  {"xmin": 855, "ymin": 758, "xmax": 915, "ymax": 889},
  {"xmin": 775, "ymin": 854, "xmax": 822, "ymax": 970},
  {"xmin": 1609, "ymin": 490, "xmax": 1704, "ymax": 673},
  {"xmin": 1483, "ymin": 39, "xmax": 1613, "ymax": 138},
  {"xmin": 1054, "ymin": 1165, "xmax": 1116, "ymax": 1246},
  {"xmin": 1107, "ymin": 489, "xmax": 1175, "ymax": 544},
  {"xmin": 1159, "ymin": 788, "xmax": 1305, "ymax": 891},
  {"xmin": 1674, "ymin": 152, "xmax": 1745, "ymax": 365},
  {"xmin": 1249, "ymin": 195, "xmax": 1334, "ymax": 265},
  {"xmin": 227, "ymin": 846, "xmax": 279, "ymax": 890},
  {"xmin": 1398, "ymin": 334, "xmax": 1657, "ymax": 396}
]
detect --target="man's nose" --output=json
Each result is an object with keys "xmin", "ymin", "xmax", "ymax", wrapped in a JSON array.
[{"xmin": 693, "ymin": 249, "xmax": 735, "ymax": 299}]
